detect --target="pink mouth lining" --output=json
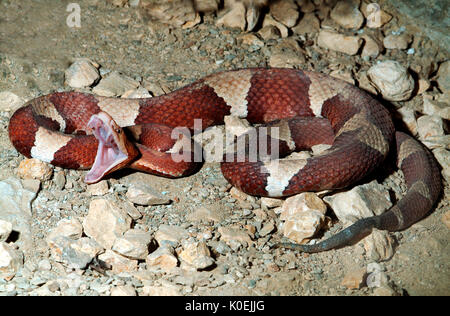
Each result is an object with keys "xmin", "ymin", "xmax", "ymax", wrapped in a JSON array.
[{"xmin": 84, "ymin": 115, "xmax": 127, "ymax": 184}]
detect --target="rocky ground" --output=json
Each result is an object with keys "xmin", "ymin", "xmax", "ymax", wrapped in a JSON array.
[{"xmin": 0, "ymin": 0, "xmax": 448, "ymax": 296}]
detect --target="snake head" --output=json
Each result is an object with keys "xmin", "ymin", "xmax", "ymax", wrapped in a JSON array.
[{"xmin": 85, "ymin": 112, "xmax": 139, "ymax": 184}]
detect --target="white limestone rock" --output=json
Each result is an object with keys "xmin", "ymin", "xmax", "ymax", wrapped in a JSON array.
[
  {"xmin": 323, "ymin": 180, "xmax": 392, "ymax": 225},
  {"xmin": 146, "ymin": 245, "xmax": 178, "ymax": 271},
  {"xmin": 0, "ymin": 91, "xmax": 24, "ymax": 112},
  {"xmin": 330, "ymin": 0, "xmax": 364, "ymax": 29},
  {"xmin": 83, "ymin": 199, "xmax": 132, "ymax": 249},
  {"xmin": 0, "ymin": 242, "xmax": 23, "ymax": 280},
  {"xmin": 368, "ymin": 60, "xmax": 414, "ymax": 101},
  {"xmin": 0, "ymin": 220, "xmax": 13, "ymax": 242},
  {"xmin": 317, "ymin": 30, "xmax": 362, "ymax": 55},
  {"xmin": 179, "ymin": 241, "xmax": 215, "ymax": 270},
  {"xmin": 280, "ymin": 192, "xmax": 327, "ymax": 244},
  {"xmin": 126, "ymin": 183, "xmax": 170, "ymax": 206},
  {"xmin": 92, "ymin": 71, "xmax": 139, "ymax": 97},
  {"xmin": 112, "ymin": 228, "xmax": 152, "ymax": 260},
  {"xmin": 64, "ymin": 59, "xmax": 100, "ymax": 88}
]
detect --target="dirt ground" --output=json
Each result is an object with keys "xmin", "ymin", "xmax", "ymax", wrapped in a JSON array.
[{"xmin": 0, "ymin": 0, "xmax": 448, "ymax": 296}]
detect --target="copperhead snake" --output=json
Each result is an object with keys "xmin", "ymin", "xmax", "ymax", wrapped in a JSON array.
[{"xmin": 8, "ymin": 68, "xmax": 441, "ymax": 253}]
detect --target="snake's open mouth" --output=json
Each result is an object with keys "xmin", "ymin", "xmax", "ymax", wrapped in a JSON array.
[{"xmin": 85, "ymin": 112, "xmax": 130, "ymax": 184}]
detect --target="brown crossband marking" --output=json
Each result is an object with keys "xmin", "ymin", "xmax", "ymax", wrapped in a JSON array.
[
  {"xmin": 31, "ymin": 97, "xmax": 67, "ymax": 132},
  {"xmin": 397, "ymin": 138, "xmax": 423, "ymax": 167},
  {"xmin": 409, "ymin": 180, "xmax": 431, "ymax": 200},
  {"xmin": 336, "ymin": 107, "xmax": 389, "ymax": 156},
  {"xmin": 390, "ymin": 205, "xmax": 405, "ymax": 229},
  {"xmin": 306, "ymin": 71, "xmax": 352, "ymax": 117}
]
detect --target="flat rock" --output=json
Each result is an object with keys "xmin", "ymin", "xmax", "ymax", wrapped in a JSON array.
[
  {"xmin": 110, "ymin": 285, "xmax": 137, "ymax": 296},
  {"xmin": 383, "ymin": 34, "xmax": 412, "ymax": 50},
  {"xmin": 258, "ymin": 25, "xmax": 281, "ymax": 41},
  {"xmin": 16, "ymin": 158, "xmax": 53, "ymax": 181},
  {"xmin": 329, "ymin": 70, "xmax": 355, "ymax": 85},
  {"xmin": 330, "ymin": 0, "xmax": 364, "ymax": 29},
  {"xmin": 0, "ymin": 178, "xmax": 35, "ymax": 254},
  {"xmin": 187, "ymin": 205, "xmax": 225, "ymax": 223},
  {"xmin": 281, "ymin": 192, "xmax": 327, "ymax": 244},
  {"xmin": 194, "ymin": 0, "xmax": 219, "ymax": 13},
  {"xmin": 238, "ymin": 33, "xmax": 264, "ymax": 48},
  {"xmin": 21, "ymin": 179, "xmax": 41, "ymax": 193},
  {"xmin": 362, "ymin": 229, "xmax": 394, "ymax": 261},
  {"xmin": 269, "ymin": 38, "xmax": 306, "ymax": 68},
  {"xmin": 121, "ymin": 86, "xmax": 152, "ymax": 99},
  {"xmin": 98, "ymin": 249, "xmax": 138, "ymax": 274},
  {"xmin": 261, "ymin": 197, "xmax": 282, "ymax": 209},
  {"xmin": 179, "ymin": 241, "xmax": 214, "ymax": 270},
  {"xmin": 245, "ymin": 4, "xmax": 260, "ymax": 31},
  {"xmin": 0, "ymin": 91, "xmax": 24, "ymax": 112},
  {"xmin": 417, "ymin": 115, "xmax": 445, "ymax": 149},
  {"xmin": 53, "ymin": 171, "xmax": 66, "ymax": 190},
  {"xmin": 126, "ymin": 183, "xmax": 170, "ymax": 206},
  {"xmin": 259, "ymin": 221, "xmax": 275, "ymax": 237},
  {"xmin": 70, "ymin": 237, "xmax": 104, "ymax": 259},
  {"xmin": 218, "ymin": 226, "xmax": 253, "ymax": 248},
  {"xmin": 64, "ymin": 59, "xmax": 100, "ymax": 88},
  {"xmin": 230, "ymin": 186, "xmax": 251, "ymax": 201},
  {"xmin": 361, "ymin": 34, "xmax": 382, "ymax": 59},
  {"xmin": 417, "ymin": 79, "xmax": 431, "ymax": 95},
  {"xmin": 341, "ymin": 268, "xmax": 367, "ymax": 289},
  {"xmin": 317, "ymin": 30, "xmax": 362, "ymax": 55},
  {"xmin": 270, "ymin": 0, "xmax": 299, "ymax": 28},
  {"xmin": 140, "ymin": 0, "xmax": 196, "ymax": 27},
  {"xmin": 216, "ymin": 0, "xmax": 246, "ymax": 31},
  {"xmin": 0, "ymin": 242, "xmax": 23, "ymax": 280},
  {"xmin": 436, "ymin": 60, "xmax": 450, "ymax": 93},
  {"xmin": 112, "ymin": 228, "xmax": 152, "ymax": 260},
  {"xmin": 146, "ymin": 246, "xmax": 178, "ymax": 271},
  {"xmin": 397, "ymin": 106, "xmax": 418, "ymax": 135},
  {"xmin": 357, "ymin": 71, "xmax": 379, "ymax": 95},
  {"xmin": 292, "ymin": 13, "xmax": 320, "ymax": 35},
  {"xmin": 83, "ymin": 199, "xmax": 132, "ymax": 249},
  {"xmin": 324, "ymin": 180, "xmax": 392, "ymax": 225},
  {"xmin": 92, "ymin": 71, "xmax": 139, "ymax": 97},
  {"xmin": 47, "ymin": 218, "xmax": 83, "ymax": 241},
  {"xmin": 0, "ymin": 220, "xmax": 13, "ymax": 242},
  {"xmin": 432, "ymin": 148, "xmax": 449, "ymax": 182},
  {"xmin": 46, "ymin": 235, "xmax": 94, "ymax": 270},
  {"xmin": 86, "ymin": 180, "xmax": 109, "ymax": 196},
  {"xmin": 422, "ymin": 98, "xmax": 450, "ymax": 120},
  {"xmin": 154, "ymin": 224, "xmax": 189, "ymax": 246},
  {"xmin": 262, "ymin": 14, "xmax": 289, "ymax": 38}
]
